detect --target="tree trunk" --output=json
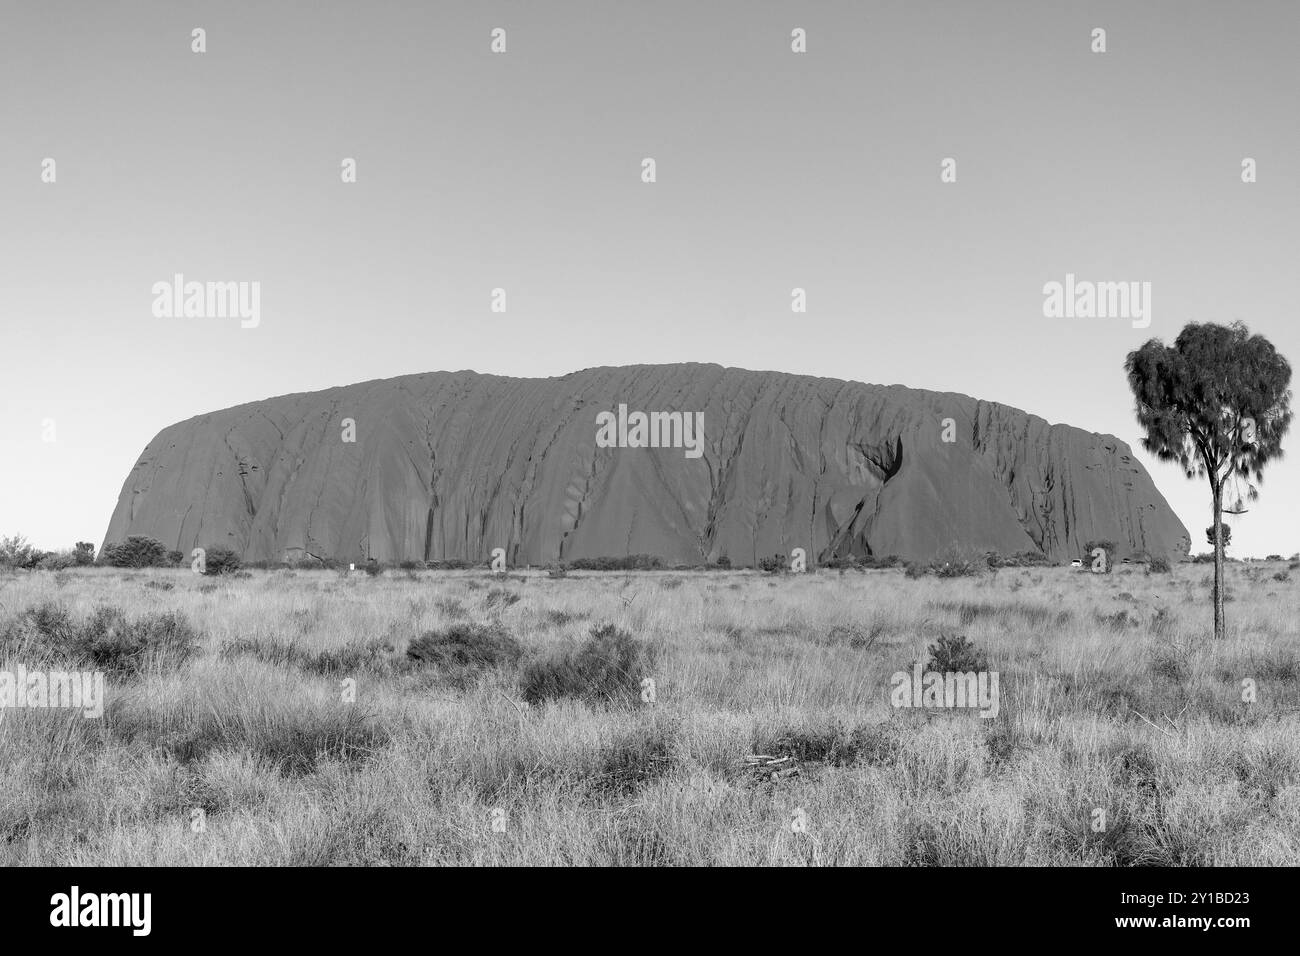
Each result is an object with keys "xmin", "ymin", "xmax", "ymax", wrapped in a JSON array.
[{"xmin": 1213, "ymin": 482, "xmax": 1225, "ymax": 640}]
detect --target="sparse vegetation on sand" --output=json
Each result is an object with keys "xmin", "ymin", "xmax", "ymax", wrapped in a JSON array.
[{"xmin": 1, "ymin": 562, "xmax": 1297, "ymax": 865}]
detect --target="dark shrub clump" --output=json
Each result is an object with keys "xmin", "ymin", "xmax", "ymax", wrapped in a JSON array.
[
  {"xmin": 0, "ymin": 602, "xmax": 76, "ymax": 656},
  {"xmin": 100, "ymin": 535, "xmax": 171, "ymax": 568},
  {"xmin": 424, "ymin": 559, "xmax": 473, "ymax": 570},
  {"xmin": 565, "ymin": 555, "xmax": 663, "ymax": 572},
  {"xmin": 0, "ymin": 534, "xmax": 46, "ymax": 569},
  {"xmin": 755, "ymin": 720, "xmax": 900, "ymax": 768},
  {"xmin": 406, "ymin": 622, "xmax": 524, "ymax": 687},
  {"xmin": 202, "ymin": 546, "xmax": 242, "ymax": 576},
  {"xmin": 984, "ymin": 551, "xmax": 1053, "ymax": 569},
  {"xmin": 1, "ymin": 602, "xmax": 200, "ymax": 675},
  {"xmin": 906, "ymin": 553, "xmax": 983, "ymax": 578},
  {"xmin": 823, "ymin": 554, "xmax": 904, "ymax": 571},
  {"xmin": 923, "ymin": 633, "xmax": 989, "ymax": 673},
  {"xmin": 520, "ymin": 623, "xmax": 656, "ymax": 707},
  {"xmin": 483, "ymin": 588, "xmax": 521, "ymax": 610},
  {"xmin": 588, "ymin": 720, "xmax": 679, "ymax": 795},
  {"xmin": 69, "ymin": 607, "xmax": 201, "ymax": 675}
]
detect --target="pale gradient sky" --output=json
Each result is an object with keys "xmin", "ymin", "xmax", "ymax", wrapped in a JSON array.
[{"xmin": 1, "ymin": 0, "xmax": 1297, "ymax": 557}]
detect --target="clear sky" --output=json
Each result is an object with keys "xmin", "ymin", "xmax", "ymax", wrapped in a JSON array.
[{"xmin": 1, "ymin": 0, "xmax": 1296, "ymax": 557}]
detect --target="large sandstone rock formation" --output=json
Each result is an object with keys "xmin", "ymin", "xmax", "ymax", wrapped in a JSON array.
[{"xmin": 103, "ymin": 364, "xmax": 1190, "ymax": 565}]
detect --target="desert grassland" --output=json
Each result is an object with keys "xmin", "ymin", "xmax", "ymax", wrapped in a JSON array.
[{"xmin": 1, "ymin": 561, "xmax": 1297, "ymax": 866}]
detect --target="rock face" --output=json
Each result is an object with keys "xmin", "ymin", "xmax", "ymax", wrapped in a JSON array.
[{"xmin": 103, "ymin": 364, "xmax": 1190, "ymax": 565}]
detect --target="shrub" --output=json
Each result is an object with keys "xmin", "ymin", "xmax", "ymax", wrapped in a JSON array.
[
  {"xmin": 566, "ymin": 555, "xmax": 663, "ymax": 571},
  {"xmin": 758, "ymin": 554, "xmax": 787, "ymax": 574},
  {"xmin": 69, "ymin": 607, "xmax": 201, "ymax": 674},
  {"xmin": 714, "ymin": 555, "xmax": 732, "ymax": 570},
  {"xmin": 754, "ymin": 720, "xmax": 896, "ymax": 768},
  {"xmin": 425, "ymin": 559, "xmax": 472, "ymax": 570},
  {"xmin": 985, "ymin": 551, "xmax": 1052, "ymax": 569},
  {"xmin": 0, "ymin": 534, "xmax": 44, "ymax": 569},
  {"xmin": 1205, "ymin": 524, "xmax": 1232, "ymax": 548},
  {"xmin": 589, "ymin": 721, "xmax": 679, "ymax": 795},
  {"xmin": 304, "ymin": 638, "xmax": 395, "ymax": 675},
  {"xmin": 362, "ymin": 559, "xmax": 384, "ymax": 577},
  {"xmin": 0, "ymin": 602, "xmax": 76, "ymax": 657},
  {"xmin": 101, "ymin": 535, "xmax": 170, "ymax": 568},
  {"xmin": 483, "ymin": 588, "xmax": 521, "ymax": 610},
  {"xmin": 37, "ymin": 550, "xmax": 78, "ymax": 571},
  {"xmin": 406, "ymin": 622, "xmax": 523, "ymax": 688},
  {"xmin": 545, "ymin": 608, "xmax": 585, "ymax": 627},
  {"xmin": 73, "ymin": 542, "xmax": 96, "ymax": 566},
  {"xmin": 547, "ymin": 566, "xmax": 568, "ymax": 579},
  {"xmin": 435, "ymin": 597, "xmax": 466, "ymax": 618},
  {"xmin": 924, "ymin": 633, "xmax": 989, "ymax": 673},
  {"xmin": 932, "ymin": 557, "xmax": 981, "ymax": 578},
  {"xmin": 1148, "ymin": 556, "xmax": 1172, "ymax": 574},
  {"xmin": 520, "ymin": 623, "xmax": 656, "ymax": 707},
  {"xmin": 202, "ymin": 546, "xmax": 242, "ymax": 576},
  {"xmin": 1, "ymin": 602, "xmax": 200, "ymax": 675},
  {"xmin": 1100, "ymin": 608, "xmax": 1138, "ymax": 631},
  {"xmin": 906, "ymin": 550, "xmax": 984, "ymax": 579},
  {"xmin": 820, "ymin": 553, "xmax": 906, "ymax": 571}
]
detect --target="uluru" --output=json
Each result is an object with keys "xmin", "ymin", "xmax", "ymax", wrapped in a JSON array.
[{"xmin": 102, "ymin": 364, "xmax": 1191, "ymax": 566}]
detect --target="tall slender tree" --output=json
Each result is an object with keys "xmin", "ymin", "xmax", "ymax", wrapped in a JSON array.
[{"xmin": 1125, "ymin": 322, "xmax": 1291, "ymax": 639}]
